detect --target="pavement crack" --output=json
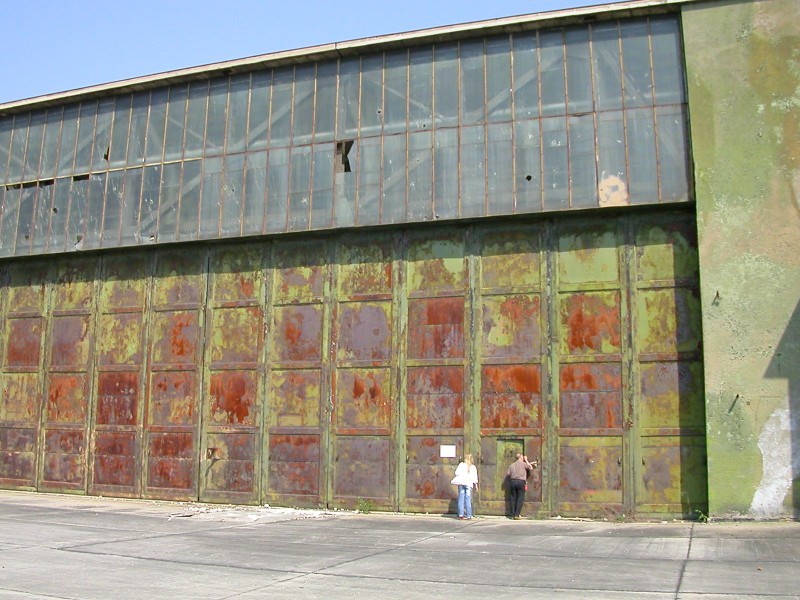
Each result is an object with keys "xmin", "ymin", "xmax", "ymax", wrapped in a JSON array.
[{"xmin": 674, "ymin": 521, "xmax": 694, "ymax": 599}]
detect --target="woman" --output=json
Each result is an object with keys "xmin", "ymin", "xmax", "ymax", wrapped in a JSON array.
[{"xmin": 451, "ymin": 453, "xmax": 479, "ymax": 519}]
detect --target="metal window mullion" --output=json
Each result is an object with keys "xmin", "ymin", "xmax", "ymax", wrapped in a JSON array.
[
  {"xmin": 536, "ymin": 31, "xmax": 546, "ymax": 212},
  {"xmin": 645, "ymin": 18, "xmax": 664, "ymax": 204}
]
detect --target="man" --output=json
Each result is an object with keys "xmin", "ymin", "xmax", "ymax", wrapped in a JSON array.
[{"xmin": 506, "ymin": 453, "xmax": 536, "ymax": 519}]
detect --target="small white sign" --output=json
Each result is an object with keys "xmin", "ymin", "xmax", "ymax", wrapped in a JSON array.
[{"xmin": 440, "ymin": 444, "xmax": 456, "ymax": 458}]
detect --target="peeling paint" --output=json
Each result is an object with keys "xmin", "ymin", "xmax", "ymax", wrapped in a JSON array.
[{"xmin": 750, "ymin": 407, "xmax": 798, "ymax": 517}]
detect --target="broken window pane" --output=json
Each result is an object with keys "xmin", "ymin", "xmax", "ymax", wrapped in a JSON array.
[
  {"xmin": 164, "ymin": 85, "xmax": 188, "ymax": 162},
  {"xmin": 460, "ymin": 125, "xmax": 485, "ymax": 217},
  {"xmin": 289, "ymin": 146, "xmax": 311, "ymax": 231},
  {"xmin": 314, "ymin": 62, "xmax": 337, "ymax": 143},
  {"xmin": 334, "ymin": 142, "xmax": 356, "ymax": 228},
  {"xmin": 566, "ymin": 28, "xmax": 592, "ymax": 115},
  {"xmin": 266, "ymin": 148, "xmax": 289, "ymax": 233},
  {"xmin": 15, "ymin": 187, "xmax": 36, "ymax": 254},
  {"xmin": 514, "ymin": 119, "xmax": 542, "ymax": 213},
  {"xmin": 540, "ymin": 30, "xmax": 566, "ymax": 117},
  {"xmin": 67, "ymin": 176, "xmax": 89, "ymax": 249},
  {"xmin": 145, "ymin": 89, "xmax": 168, "ymax": 163},
  {"xmin": 487, "ymin": 122, "xmax": 513, "ymax": 215},
  {"xmin": 248, "ymin": 71, "xmax": 271, "ymax": 150},
  {"xmin": 542, "ymin": 116, "xmax": 568, "ymax": 210},
  {"xmin": 360, "ymin": 54, "xmax": 383, "ymax": 138},
  {"xmin": 384, "ymin": 51, "xmax": 408, "ymax": 135},
  {"xmin": 178, "ymin": 160, "xmax": 201, "ymax": 240},
  {"xmin": 31, "ymin": 182, "xmax": 53, "ymax": 253},
  {"xmin": 226, "ymin": 74, "xmax": 250, "ymax": 154},
  {"xmin": 434, "ymin": 44, "xmax": 458, "ymax": 127},
  {"xmin": 409, "ymin": 48, "xmax": 433, "ymax": 131},
  {"xmin": 513, "ymin": 33, "xmax": 540, "ymax": 120},
  {"xmin": 382, "ymin": 133, "xmax": 406, "ymax": 224},
  {"xmin": 486, "ymin": 37, "xmax": 512, "ymax": 123},
  {"xmin": 597, "ymin": 110, "xmax": 627, "ymax": 207},
  {"xmin": 243, "ymin": 150, "xmax": 267, "ymax": 234},
  {"xmin": 460, "ymin": 40, "xmax": 485, "ymax": 126}
]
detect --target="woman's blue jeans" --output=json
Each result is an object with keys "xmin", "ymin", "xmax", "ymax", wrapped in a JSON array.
[{"xmin": 457, "ymin": 485, "xmax": 473, "ymax": 518}]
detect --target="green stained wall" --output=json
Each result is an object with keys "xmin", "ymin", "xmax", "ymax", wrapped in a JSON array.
[{"xmin": 683, "ymin": 0, "xmax": 800, "ymax": 518}]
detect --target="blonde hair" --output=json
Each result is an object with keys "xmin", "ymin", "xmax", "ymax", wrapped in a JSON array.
[{"xmin": 463, "ymin": 453, "xmax": 473, "ymax": 466}]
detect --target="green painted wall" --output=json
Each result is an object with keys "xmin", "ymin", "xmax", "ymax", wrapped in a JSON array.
[{"xmin": 683, "ymin": 0, "xmax": 800, "ymax": 518}]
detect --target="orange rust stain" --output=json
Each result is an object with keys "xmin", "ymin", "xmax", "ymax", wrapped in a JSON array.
[
  {"xmin": 210, "ymin": 375, "xmax": 250, "ymax": 424},
  {"xmin": 499, "ymin": 296, "xmax": 534, "ymax": 321},
  {"xmin": 416, "ymin": 480, "xmax": 435, "ymax": 497},
  {"xmin": 565, "ymin": 295, "xmax": 620, "ymax": 352},
  {"xmin": 170, "ymin": 314, "xmax": 194, "ymax": 357}
]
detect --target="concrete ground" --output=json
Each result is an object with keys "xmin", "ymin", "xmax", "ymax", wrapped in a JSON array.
[{"xmin": 0, "ymin": 490, "xmax": 797, "ymax": 599}]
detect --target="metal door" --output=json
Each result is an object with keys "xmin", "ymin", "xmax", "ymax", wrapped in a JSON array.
[
  {"xmin": 0, "ymin": 263, "xmax": 47, "ymax": 490},
  {"xmin": 328, "ymin": 235, "xmax": 397, "ymax": 510},
  {"xmin": 200, "ymin": 246, "xmax": 262, "ymax": 504},
  {"xmin": 264, "ymin": 239, "xmax": 329, "ymax": 508}
]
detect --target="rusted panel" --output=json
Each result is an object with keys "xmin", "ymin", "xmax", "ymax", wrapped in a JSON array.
[
  {"xmin": 407, "ymin": 297, "xmax": 465, "ymax": 359},
  {"xmin": 205, "ymin": 432, "xmax": 256, "ymax": 493},
  {"xmin": 1, "ymin": 373, "xmax": 40, "ymax": 422},
  {"xmin": 337, "ymin": 240, "xmax": 393, "ymax": 297},
  {"xmin": 0, "ymin": 427, "xmax": 36, "ymax": 482},
  {"xmin": 97, "ymin": 313, "xmax": 144, "ymax": 366},
  {"xmin": 558, "ymin": 227, "xmax": 621, "ymax": 285},
  {"xmin": 481, "ymin": 295, "xmax": 540, "ymax": 358},
  {"xmin": 5, "ymin": 318, "xmax": 42, "ymax": 367},
  {"xmin": 47, "ymin": 374, "xmax": 88, "ymax": 423},
  {"xmin": 150, "ymin": 311, "xmax": 199, "ymax": 366},
  {"xmin": 92, "ymin": 432, "xmax": 136, "ymax": 486},
  {"xmin": 52, "ymin": 260, "xmax": 95, "ymax": 311},
  {"xmin": 209, "ymin": 246, "xmax": 264, "ymax": 303},
  {"xmin": 640, "ymin": 362, "xmax": 705, "ymax": 431},
  {"xmin": 273, "ymin": 305, "xmax": 323, "ymax": 362},
  {"xmin": 267, "ymin": 434, "xmax": 320, "ymax": 496},
  {"xmin": 147, "ymin": 432, "xmax": 194, "ymax": 490},
  {"xmin": 636, "ymin": 220, "xmax": 698, "ymax": 282},
  {"xmin": 480, "ymin": 365, "xmax": 542, "ymax": 430},
  {"xmin": 273, "ymin": 241, "xmax": 327, "ymax": 303},
  {"xmin": 336, "ymin": 302, "xmax": 391, "ymax": 361},
  {"xmin": 49, "ymin": 316, "xmax": 90, "ymax": 367},
  {"xmin": 149, "ymin": 372, "xmax": 196, "ymax": 426},
  {"xmin": 637, "ymin": 288, "xmax": 702, "ymax": 355},
  {"xmin": 479, "ymin": 230, "xmax": 541, "ymax": 290},
  {"xmin": 101, "ymin": 254, "xmax": 150, "ymax": 311},
  {"xmin": 559, "ymin": 364, "xmax": 622, "ymax": 430},
  {"xmin": 335, "ymin": 369, "xmax": 391, "ymax": 431},
  {"xmin": 268, "ymin": 370, "xmax": 320, "ymax": 427},
  {"xmin": 0, "ymin": 370, "xmax": 40, "ymax": 486},
  {"xmin": 641, "ymin": 435, "xmax": 707, "ymax": 511},
  {"xmin": 558, "ymin": 439, "xmax": 623, "ymax": 505},
  {"xmin": 6, "ymin": 266, "xmax": 47, "ymax": 314},
  {"xmin": 406, "ymin": 233, "xmax": 466, "ymax": 294},
  {"xmin": 96, "ymin": 372, "xmax": 138, "ymax": 425},
  {"xmin": 208, "ymin": 371, "xmax": 258, "ymax": 425},
  {"xmin": 333, "ymin": 436, "xmax": 390, "ymax": 499},
  {"xmin": 152, "ymin": 250, "xmax": 203, "ymax": 307},
  {"xmin": 209, "ymin": 307, "xmax": 262, "ymax": 364},
  {"xmin": 406, "ymin": 367, "xmax": 464, "ymax": 430},
  {"xmin": 405, "ymin": 436, "xmax": 461, "ymax": 501},
  {"xmin": 559, "ymin": 292, "xmax": 621, "ymax": 355},
  {"xmin": 42, "ymin": 429, "xmax": 85, "ymax": 485}
]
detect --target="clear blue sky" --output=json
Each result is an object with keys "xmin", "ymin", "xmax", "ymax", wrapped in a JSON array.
[{"xmin": 0, "ymin": 0, "xmax": 601, "ymax": 105}]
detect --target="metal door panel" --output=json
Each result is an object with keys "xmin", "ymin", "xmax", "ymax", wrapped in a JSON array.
[
  {"xmin": 559, "ymin": 292, "xmax": 622, "ymax": 356},
  {"xmin": 93, "ymin": 431, "xmax": 136, "ymax": 486},
  {"xmin": 336, "ymin": 302, "xmax": 392, "ymax": 361},
  {"xmin": 97, "ymin": 314, "xmax": 144, "ymax": 366},
  {"xmin": 269, "ymin": 370, "xmax": 321, "ymax": 427},
  {"xmin": 6, "ymin": 318, "xmax": 42, "ymax": 366},
  {"xmin": 559, "ymin": 364, "xmax": 622, "ymax": 430},
  {"xmin": 481, "ymin": 295, "xmax": 540, "ymax": 357},
  {"xmin": 406, "ymin": 234, "xmax": 467, "ymax": 294},
  {"xmin": 406, "ymin": 367, "xmax": 464, "ymax": 430},
  {"xmin": 636, "ymin": 288, "xmax": 702, "ymax": 356},
  {"xmin": 267, "ymin": 434, "xmax": 320, "ymax": 496},
  {"xmin": 408, "ymin": 297, "xmax": 465, "ymax": 359},
  {"xmin": 334, "ymin": 368, "xmax": 391, "ymax": 431},
  {"xmin": 42, "ymin": 430, "xmax": 85, "ymax": 485},
  {"xmin": 332, "ymin": 436, "xmax": 390, "ymax": 500},
  {"xmin": 204, "ymin": 432, "xmax": 255, "ymax": 493},
  {"xmin": 50, "ymin": 316, "xmax": 90, "ymax": 367},
  {"xmin": 641, "ymin": 435, "xmax": 707, "ymax": 513},
  {"xmin": 640, "ymin": 362, "xmax": 705, "ymax": 431},
  {"xmin": 273, "ymin": 305, "xmax": 323, "ymax": 362},
  {"xmin": 150, "ymin": 311, "xmax": 199, "ymax": 366},
  {"xmin": 480, "ymin": 365, "xmax": 542, "ymax": 430},
  {"xmin": 404, "ymin": 435, "xmax": 461, "ymax": 505},
  {"xmin": 0, "ymin": 372, "xmax": 39, "ymax": 486}
]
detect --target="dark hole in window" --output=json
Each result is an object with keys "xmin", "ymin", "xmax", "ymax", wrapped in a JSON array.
[
  {"xmin": 39, "ymin": 179, "xmax": 54, "ymax": 187},
  {"xmin": 103, "ymin": 146, "xmax": 110, "ymax": 161},
  {"xmin": 52, "ymin": 207, "xmax": 58, "ymax": 214},
  {"xmin": 5, "ymin": 183, "xmax": 21, "ymax": 190},
  {"xmin": 335, "ymin": 140, "xmax": 354, "ymax": 174},
  {"xmin": 72, "ymin": 174, "xmax": 90, "ymax": 182},
  {"xmin": 525, "ymin": 175, "xmax": 532, "ymax": 182},
  {"xmin": 22, "ymin": 181, "xmax": 37, "ymax": 189}
]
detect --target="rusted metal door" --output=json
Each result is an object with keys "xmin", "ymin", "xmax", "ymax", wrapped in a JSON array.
[
  {"xmin": 264, "ymin": 240, "xmax": 329, "ymax": 508},
  {"xmin": 0, "ymin": 263, "xmax": 47, "ymax": 490},
  {"xmin": 145, "ymin": 249, "xmax": 205, "ymax": 501},
  {"xmin": 633, "ymin": 216, "xmax": 706, "ymax": 515},
  {"xmin": 475, "ymin": 227, "xmax": 545, "ymax": 515},
  {"xmin": 554, "ymin": 221, "xmax": 626, "ymax": 516},
  {"xmin": 200, "ymin": 246, "xmax": 263, "ymax": 504},
  {"xmin": 402, "ymin": 231, "xmax": 468, "ymax": 513},
  {"xmin": 328, "ymin": 235, "xmax": 397, "ymax": 510},
  {"xmin": 91, "ymin": 253, "xmax": 149, "ymax": 497}
]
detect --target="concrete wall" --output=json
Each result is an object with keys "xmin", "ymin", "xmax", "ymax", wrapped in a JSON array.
[{"xmin": 683, "ymin": 0, "xmax": 800, "ymax": 518}]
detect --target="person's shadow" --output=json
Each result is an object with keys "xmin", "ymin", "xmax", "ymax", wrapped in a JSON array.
[{"xmin": 502, "ymin": 475, "xmax": 512, "ymax": 518}]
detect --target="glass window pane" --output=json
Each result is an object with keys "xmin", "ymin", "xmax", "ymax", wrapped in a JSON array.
[
  {"xmin": 31, "ymin": 182, "xmax": 53, "ymax": 253},
  {"xmin": 243, "ymin": 151, "xmax": 267, "ymax": 235},
  {"xmin": 221, "ymin": 154, "xmax": 244, "ymax": 236},
  {"xmin": 514, "ymin": 120, "xmax": 542, "ymax": 213},
  {"xmin": 311, "ymin": 143, "xmax": 334, "ymax": 229},
  {"xmin": 103, "ymin": 170, "xmax": 124, "ymax": 246},
  {"xmin": 74, "ymin": 102, "xmax": 97, "ymax": 173},
  {"xmin": 199, "ymin": 156, "xmax": 222, "ymax": 236},
  {"xmin": 461, "ymin": 40, "xmax": 485, "ymax": 126},
  {"xmin": 360, "ymin": 55, "xmax": 383, "ymax": 138},
  {"xmin": 140, "ymin": 165, "xmax": 161, "ymax": 242},
  {"xmin": 57, "ymin": 107, "xmax": 78, "ymax": 177},
  {"xmin": 93, "ymin": 100, "xmax": 114, "ymax": 171},
  {"xmin": 84, "ymin": 173, "xmax": 106, "ymax": 249},
  {"xmin": 409, "ymin": 48, "xmax": 433, "ymax": 132},
  {"xmin": 158, "ymin": 162, "xmax": 181, "ymax": 242},
  {"xmin": 164, "ymin": 84, "xmax": 188, "ymax": 162},
  {"xmin": 408, "ymin": 130, "xmax": 432, "ymax": 221},
  {"xmin": 434, "ymin": 44, "xmax": 458, "ymax": 127},
  {"xmin": 145, "ymin": 89, "xmax": 168, "ymax": 163},
  {"xmin": 314, "ymin": 62, "xmax": 337, "ymax": 143},
  {"xmin": 178, "ymin": 160, "xmax": 201, "ymax": 240},
  {"xmin": 109, "ymin": 95, "xmax": 132, "ymax": 168},
  {"xmin": 334, "ymin": 142, "xmax": 356, "ymax": 228},
  {"xmin": 266, "ymin": 148, "xmax": 289, "ymax": 232},
  {"xmin": 540, "ymin": 30, "xmax": 566, "ymax": 117},
  {"xmin": 126, "ymin": 92, "xmax": 150, "ymax": 166},
  {"xmin": 185, "ymin": 82, "xmax": 208, "ymax": 159},
  {"xmin": 433, "ymin": 127, "xmax": 458, "ymax": 218},
  {"xmin": 226, "ymin": 74, "xmax": 250, "ymax": 154},
  {"xmin": 67, "ymin": 178, "xmax": 89, "ymax": 249},
  {"xmin": 384, "ymin": 51, "xmax": 408, "ymax": 135},
  {"xmin": 460, "ymin": 125, "xmax": 485, "ymax": 217},
  {"xmin": 542, "ymin": 116, "xmax": 568, "ymax": 210},
  {"xmin": 270, "ymin": 68, "xmax": 294, "ymax": 147},
  {"xmin": 656, "ymin": 105, "xmax": 689, "ymax": 202},
  {"xmin": 8, "ymin": 114, "xmax": 29, "ymax": 183},
  {"xmin": 621, "ymin": 21, "xmax": 653, "ymax": 107},
  {"xmin": 205, "ymin": 79, "xmax": 228, "ymax": 156},
  {"xmin": 0, "ymin": 187, "xmax": 20, "ymax": 256},
  {"xmin": 248, "ymin": 71, "xmax": 271, "ymax": 150},
  {"xmin": 651, "ymin": 17, "xmax": 684, "ymax": 104},
  {"xmin": 16, "ymin": 187, "xmax": 36, "ymax": 254},
  {"xmin": 337, "ymin": 59, "xmax": 360, "ymax": 140},
  {"xmin": 40, "ymin": 109, "xmax": 62, "ymax": 179},
  {"xmin": 23, "ymin": 112, "xmax": 45, "ymax": 182},
  {"xmin": 120, "ymin": 167, "xmax": 143, "ymax": 245},
  {"xmin": 293, "ymin": 65, "xmax": 315, "ymax": 145},
  {"xmin": 357, "ymin": 137, "xmax": 381, "ymax": 225},
  {"xmin": 597, "ymin": 110, "xmax": 628, "ymax": 207},
  {"xmin": 513, "ymin": 32, "xmax": 540, "ymax": 120},
  {"xmin": 288, "ymin": 146, "xmax": 311, "ymax": 231},
  {"xmin": 566, "ymin": 28, "xmax": 592, "ymax": 114},
  {"xmin": 592, "ymin": 23, "xmax": 623, "ymax": 111},
  {"xmin": 626, "ymin": 107, "xmax": 658, "ymax": 203},
  {"xmin": 568, "ymin": 114, "xmax": 597, "ymax": 208},
  {"xmin": 486, "ymin": 37, "xmax": 512, "ymax": 123},
  {"xmin": 382, "ymin": 133, "xmax": 406, "ymax": 224},
  {"xmin": 487, "ymin": 122, "xmax": 512, "ymax": 215},
  {"xmin": 0, "ymin": 118, "xmax": 12, "ymax": 184}
]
